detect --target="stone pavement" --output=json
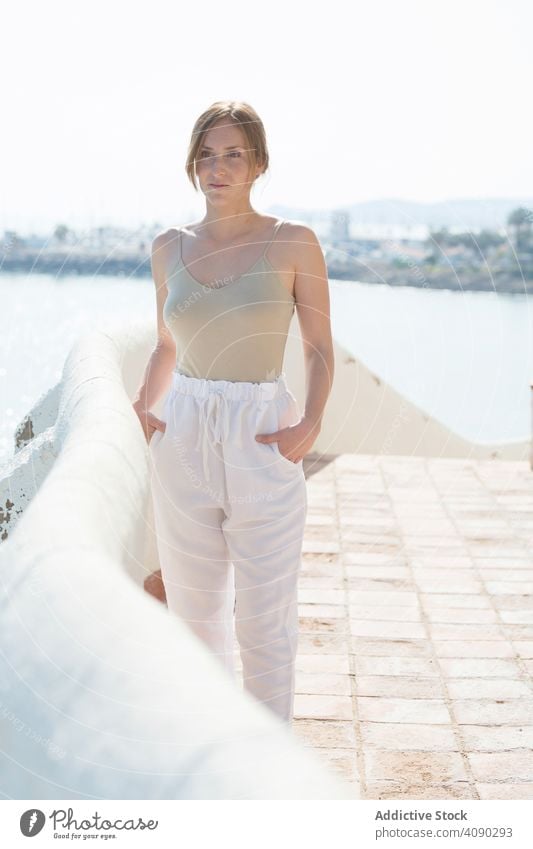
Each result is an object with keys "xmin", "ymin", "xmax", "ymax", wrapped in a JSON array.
[{"xmin": 247, "ymin": 453, "xmax": 533, "ymax": 800}]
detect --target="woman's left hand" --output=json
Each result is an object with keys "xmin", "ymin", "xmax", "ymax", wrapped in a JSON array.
[{"xmin": 255, "ymin": 416, "xmax": 320, "ymax": 464}]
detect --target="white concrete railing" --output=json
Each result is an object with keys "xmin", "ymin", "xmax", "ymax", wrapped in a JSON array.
[
  {"xmin": 0, "ymin": 326, "xmax": 355, "ymax": 799},
  {"xmin": 0, "ymin": 317, "xmax": 528, "ymax": 796},
  {"xmin": 282, "ymin": 328, "xmax": 529, "ymax": 462},
  {"xmin": 2, "ymin": 318, "xmax": 528, "ymax": 544}
]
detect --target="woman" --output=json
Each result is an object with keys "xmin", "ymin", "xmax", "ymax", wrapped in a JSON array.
[{"xmin": 133, "ymin": 100, "xmax": 334, "ymax": 725}]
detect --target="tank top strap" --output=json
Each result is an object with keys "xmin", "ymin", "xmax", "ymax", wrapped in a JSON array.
[
  {"xmin": 175, "ymin": 228, "xmax": 183, "ymax": 263},
  {"xmin": 165, "ymin": 227, "xmax": 183, "ymax": 280},
  {"xmin": 261, "ymin": 218, "xmax": 285, "ymax": 258}
]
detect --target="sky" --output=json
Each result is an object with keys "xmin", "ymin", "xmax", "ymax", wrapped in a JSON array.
[{"xmin": 2, "ymin": 0, "xmax": 532, "ymax": 232}]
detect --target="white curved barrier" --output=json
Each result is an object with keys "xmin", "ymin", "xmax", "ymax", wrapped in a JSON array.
[
  {"xmin": 3, "ymin": 316, "xmax": 527, "ymax": 544},
  {"xmin": 0, "ymin": 327, "xmax": 355, "ymax": 799},
  {"xmin": 0, "ymin": 314, "xmax": 527, "ymax": 799},
  {"xmin": 281, "ymin": 327, "xmax": 529, "ymax": 461}
]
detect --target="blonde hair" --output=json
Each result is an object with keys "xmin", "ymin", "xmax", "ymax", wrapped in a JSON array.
[{"xmin": 185, "ymin": 100, "xmax": 269, "ymax": 192}]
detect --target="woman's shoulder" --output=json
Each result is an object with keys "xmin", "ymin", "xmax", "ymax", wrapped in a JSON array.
[
  {"xmin": 151, "ymin": 226, "xmax": 187, "ymax": 264},
  {"xmin": 151, "ymin": 226, "xmax": 182, "ymax": 251},
  {"xmin": 279, "ymin": 217, "xmax": 318, "ymax": 236},
  {"xmin": 277, "ymin": 219, "xmax": 323, "ymax": 266},
  {"xmin": 274, "ymin": 217, "xmax": 319, "ymax": 245}
]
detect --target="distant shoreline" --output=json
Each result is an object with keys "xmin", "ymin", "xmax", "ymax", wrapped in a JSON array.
[
  {"xmin": 331, "ymin": 260, "xmax": 533, "ymax": 294},
  {"xmin": 1, "ymin": 251, "xmax": 532, "ymax": 294}
]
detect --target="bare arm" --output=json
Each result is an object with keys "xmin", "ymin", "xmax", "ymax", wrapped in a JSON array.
[
  {"xmin": 132, "ymin": 230, "xmax": 178, "ymax": 439},
  {"xmin": 292, "ymin": 223, "xmax": 334, "ymax": 435},
  {"xmin": 255, "ymin": 223, "xmax": 334, "ymax": 462}
]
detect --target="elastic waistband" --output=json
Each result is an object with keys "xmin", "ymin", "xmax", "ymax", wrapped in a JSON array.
[{"xmin": 171, "ymin": 369, "xmax": 289, "ymax": 401}]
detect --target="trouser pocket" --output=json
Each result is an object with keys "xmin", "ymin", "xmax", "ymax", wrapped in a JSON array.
[
  {"xmin": 271, "ymin": 392, "xmax": 303, "ymax": 469},
  {"xmin": 148, "ymin": 388, "xmax": 173, "ymax": 451}
]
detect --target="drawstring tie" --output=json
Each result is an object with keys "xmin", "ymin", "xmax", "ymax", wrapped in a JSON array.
[
  {"xmin": 194, "ymin": 390, "xmax": 231, "ymax": 483},
  {"xmin": 193, "ymin": 388, "xmax": 271, "ymax": 483}
]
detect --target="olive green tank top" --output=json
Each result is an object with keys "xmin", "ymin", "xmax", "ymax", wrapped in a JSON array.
[{"xmin": 163, "ymin": 218, "xmax": 296, "ymax": 382}]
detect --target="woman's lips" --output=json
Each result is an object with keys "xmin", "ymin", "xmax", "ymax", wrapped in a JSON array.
[{"xmin": 209, "ymin": 183, "xmax": 228, "ymax": 188}]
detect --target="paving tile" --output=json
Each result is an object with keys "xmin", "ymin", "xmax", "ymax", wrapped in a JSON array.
[
  {"xmin": 306, "ymin": 513, "xmax": 337, "ymax": 526},
  {"xmin": 500, "ymin": 610, "xmax": 533, "ymax": 625},
  {"xmin": 428, "ymin": 623, "xmax": 504, "ymax": 640},
  {"xmin": 470, "ymin": 548, "xmax": 531, "ymax": 560},
  {"xmin": 298, "ymin": 589, "xmax": 346, "ymax": 605},
  {"xmin": 350, "ymin": 638, "xmax": 432, "ymax": 657},
  {"xmin": 292, "ymin": 719, "xmax": 357, "ymax": 749},
  {"xmin": 357, "ymin": 697, "xmax": 451, "ymax": 724},
  {"xmin": 298, "ymin": 603, "xmax": 347, "ymax": 618},
  {"xmin": 354, "ymin": 656, "xmax": 439, "ymax": 677},
  {"xmin": 485, "ymin": 582, "xmax": 533, "ymax": 595},
  {"xmin": 446, "ymin": 679, "xmax": 533, "ymax": 699},
  {"xmin": 468, "ymin": 751, "xmax": 533, "ymax": 782},
  {"xmin": 295, "ymin": 671, "xmax": 352, "ymax": 696},
  {"xmin": 350, "ymin": 621, "xmax": 427, "ymax": 639},
  {"xmin": 438, "ymin": 658, "xmax": 522, "ymax": 678},
  {"xmin": 295, "ymin": 654, "xmax": 350, "ymax": 674},
  {"xmin": 476, "ymin": 783, "xmax": 533, "ymax": 799},
  {"xmin": 513, "ymin": 642, "xmax": 533, "ymax": 658},
  {"xmin": 341, "ymin": 530, "xmax": 401, "ymax": 546},
  {"xmin": 299, "ymin": 617, "xmax": 349, "ymax": 634},
  {"xmin": 347, "ymin": 578, "xmax": 415, "ymax": 593},
  {"xmin": 301, "ymin": 561, "xmax": 343, "ymax": 579},
  {"xmin": 400, "ymin": 521, "xmax": 458, "ymax": 535},
  {"xmin": 415, "ymin": 578, "xmax": 484, "ymax": 593},
  {"xmin": 349, "ymin": 605, "xmax": 422, "ymax": 622},
  {"xmin": 361, "ymin": 722, "xmax": 458, "ymax": 751},
  {"xmin": 493, "ymin": 596, "xmax": 533, "ymax": 610},
  {"xmin": 297, "ymin": 634, "xmax": 349, "ymax": 654},
  {"xmin": 299, "ymin": 576, "xmax": 344, "ymax": 590},
  {"xmin": 365, "ymin": 781, "xmax": 474, "ymax": 799},
  {"xmin": 472, "ymin": 557, "xmax": 533, "ymax": 568},
  {"xmin": 345, "ymin": 565, "xmax": 411, "ymax": 580},
  {"xmin": 356, "ymin": 675, "xmax": 444, "ymax": 699},
  {"xmin": 347, "ymin": 590, "xmax": 419, "ymax": 606},
  {"xmin": 452, "ymin": 700, "xmax": 533, "ymax": 725},
  {"xmin": 420, "ymin": 593, "xmax": 491, "ymax": 609},
  {"xmin": 398, "ymin": 538, "xmax": 463, "ymax": 553},
  {"xmin": 502, "ymin": 625, "xmax": 533, "ymax": 640},
  {"xmin": 306, "ymin": 526, "xmax": 339, "ymax": 542},
  {"xmin": 364, "ymin": 750, "xmax": 469, "ymax": 782},
  {"xmin": 424, "ymin": 607, "xmax": 499, "ymax": 624},
  {"xmin": 413, "ymin": 567, "xmax": 478, "ymax": 581},
  {"xmin": 294, "ymin": 694, "xmax": 353, "ymax": 720},
  {"xmin": 479, "ymin": 569, "xmax": 533, "ymax": 582},
  {"xmin": 433, "ymin": 641, "xmax": 515, "ymax": 658},
  {"xmin": 410, "ymin": 556, "xmax": 473, "ymax": 569},
  {"xmin": 342, "ymin": 551, "xmax": 407, "ymax": 566},
  {"xmin": 302, "ymin": 539, "xmax": 340, "ymax": 554},
  {"xmin": 460, "ymin": 725, "xmax": 533, "ymax": 751}
]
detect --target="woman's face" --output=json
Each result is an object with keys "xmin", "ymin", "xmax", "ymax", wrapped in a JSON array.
[{"xmin": 195, "ymin": 119, "xmax": 259, "ymax": 202}]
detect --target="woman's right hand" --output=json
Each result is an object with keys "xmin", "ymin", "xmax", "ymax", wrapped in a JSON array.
[{"xmin": 133, "ymin": 403, "xmax": 166, "ymax": 444}]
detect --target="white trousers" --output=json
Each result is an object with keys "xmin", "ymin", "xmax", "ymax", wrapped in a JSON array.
[{"xmin": 148, "ymin": 370, "xmax": 308, "ymax": 724}]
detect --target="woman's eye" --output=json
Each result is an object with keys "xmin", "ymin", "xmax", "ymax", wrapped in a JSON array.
[{"xmin": 199, "ymin": 151, "xmax": 241, "ymax": 159}]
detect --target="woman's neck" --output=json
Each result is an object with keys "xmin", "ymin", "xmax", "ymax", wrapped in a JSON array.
[{"xmin": 198, "ymin": 208, "xmax": 262, "ymax": 243}]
